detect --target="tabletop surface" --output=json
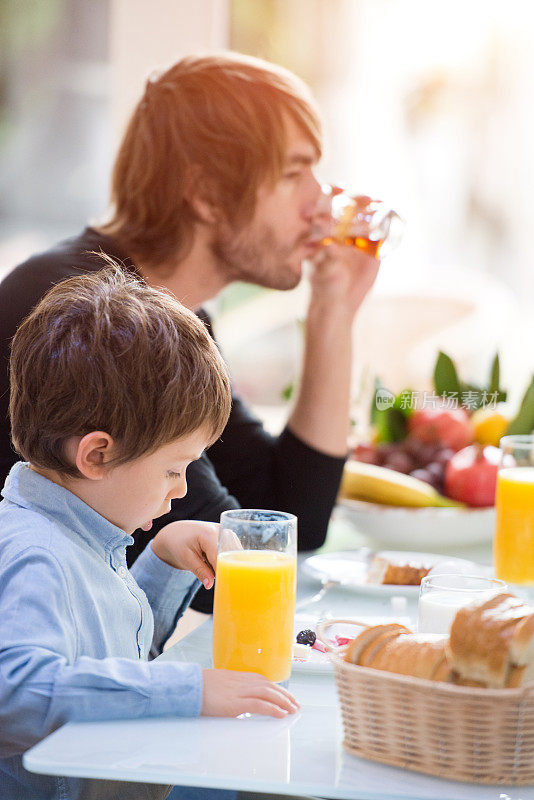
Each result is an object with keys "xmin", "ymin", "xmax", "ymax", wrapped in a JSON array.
[{"xmin": 23, "ymin": 519, "xmax": 533, "ymax": 800}]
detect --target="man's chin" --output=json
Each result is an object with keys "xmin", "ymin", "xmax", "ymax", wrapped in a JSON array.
[
  {"xmin": 275, "ymin": 257, "xmax": 304, "ymax": 291},
  {"xmin": 269, "ymin": 272, "xmax": 301, "ymax": 292}
]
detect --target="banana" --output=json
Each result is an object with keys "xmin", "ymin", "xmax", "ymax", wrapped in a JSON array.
[{"xmin": 340, "ymin": 461, "xmax": 463, "ymax": 508}]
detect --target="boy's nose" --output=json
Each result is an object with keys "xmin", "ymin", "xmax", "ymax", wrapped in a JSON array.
[{"xmin": 172, "ymin": 476, "xmax": 187, "ymax": 500}]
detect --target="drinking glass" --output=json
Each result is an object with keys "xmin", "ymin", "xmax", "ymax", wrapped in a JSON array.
[
  {"xmin": 417, "ymin": 574, "xmax": 506, "ymax": 634},
  {"xmin": 212, "ymin": 509, "xmax": 297, "ymax": 683},
  {"xmin": 494, "ymin": 435, "xmax": 534, "ymax": 584},
  {"xmin": 317, "ymin": 184, "xmax": 405, "ymax": 258}
]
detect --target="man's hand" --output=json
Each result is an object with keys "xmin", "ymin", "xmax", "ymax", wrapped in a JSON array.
[
  {"xmin": 151, "ymin": 520, "xmax": 219, "ymax": 589},
  {"xmin": 288, "ymin": 242, "xmax": 380, "ymax": 457},
  {"xmin": 202, "ymin": 669, "xmax": 300, "ymax": 718},
  {"xmin": 309, "ymin": 241, "xmax": 380, "ymax": 319}
]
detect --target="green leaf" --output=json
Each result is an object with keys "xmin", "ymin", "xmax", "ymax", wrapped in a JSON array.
[
  {"xmin": 434, "ymin": 351, "xmax": 462, "ymax": 397},
  {"xmin": 386, "ymin": 408, "xmax": 408, "ymax": 442},
  {"xmin": 373, "ymin": 412, "xmax": 390, "ymax": 442},
  {"xmin": 393, "ymin": 389, "xmax": 416, "ymax": 417},
  {"xmin": 370, "ymin": 381, "xmax": 412, "ymax": 442},
  {"xmin": 280, "ymin": 382, "xmax": 294, "ymax": 402},
  {"xmin": 489, "ymin": 353, "xmax": 500, "ymax": 394},
  {"xmin": 485, "ymin": 353, "xmax": 507, "ymax": 403},
  {"xmin": 459, "ymin": 382, "xmax": 485, "ymax": 412},
  {"xmin": 370, "ymin": 378, "xmax": 383, "ymax": 425},
  {"xmin": 372, "ymin": 408, "xmax": 408, "ymax": 443},
  {"xmin": 461, "ymin": 381, "xmax": 484, "ymax": 394},
  {"xmin": 506, "ymin": 377, "xmax": 534, "ymax": 435}
]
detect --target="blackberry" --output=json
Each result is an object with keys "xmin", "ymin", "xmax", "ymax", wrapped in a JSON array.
[{"xmin": 296, "ymin": 629, "xmax": 316, "ymax": 646}]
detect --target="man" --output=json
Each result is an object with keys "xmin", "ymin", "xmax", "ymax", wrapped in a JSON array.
[{"xmin": 0, "ymin": 52, "xmax": 379, "ymax": 615}]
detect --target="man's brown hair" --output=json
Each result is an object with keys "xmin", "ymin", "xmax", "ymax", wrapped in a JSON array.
[
  {"xmin": 9, "ymin": 263, "xmax": 231, "ymax": 477},
  {"xmin": 100, "ymin": 52, "xmax": 322, "ymax": 270}
]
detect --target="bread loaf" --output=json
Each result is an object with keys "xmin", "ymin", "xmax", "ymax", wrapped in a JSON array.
[
  {"xmin": 447, "ymin": 592, "xmax": 534, "ymax": 688},
  {"xmin": 367, "ymin": 555, "xmax": 432, "ymax": 586},
  {"xmin": 432, "ymin": 653, "xmax": 455, "ymax": 683},
  {"xmin": 346, "ymin": 623, "xmax": 452, "ymax": 682},
  {"xmin": 345, "ymin": 623, "xmax": 410, "ymax": 666},
  {"xmin": 369, "ymin": 633, "xmax": 449, "ymax": 680}
]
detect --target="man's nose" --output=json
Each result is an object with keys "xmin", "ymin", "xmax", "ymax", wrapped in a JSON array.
[{"xmin": 303, "ymin": 173, "xmax": 325, "ymax": 220}]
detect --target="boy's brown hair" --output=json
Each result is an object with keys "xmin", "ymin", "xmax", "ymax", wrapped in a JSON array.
[
  {"xmin": 100, "ymin": 51, "xmax": 322, "ymax": 270},
  {"xmin": 9, "ymin": 263, "xmax": 231, "ymax": 477}
]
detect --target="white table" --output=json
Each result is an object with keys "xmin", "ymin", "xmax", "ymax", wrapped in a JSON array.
[{"xmin": 23, "ymin": 531, "xmax": 533, "ymax": 800}]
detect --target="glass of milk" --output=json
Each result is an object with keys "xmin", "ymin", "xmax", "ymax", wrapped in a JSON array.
[{"xmin": 417, "ymin": 574, "xmax": 507, "ymax": 634}]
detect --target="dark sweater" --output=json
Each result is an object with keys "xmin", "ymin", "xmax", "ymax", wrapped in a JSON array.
[{"xmin": 0, "ymin": 229, "xmax": 345, "ymax": 612}]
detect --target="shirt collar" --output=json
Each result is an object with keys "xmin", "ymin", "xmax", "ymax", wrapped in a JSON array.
[{"xmin": 1, "ymin": 462, "xmax": 133, "ymax": 558}]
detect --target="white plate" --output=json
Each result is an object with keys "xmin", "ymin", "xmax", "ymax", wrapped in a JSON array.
[
  {"xmin": 291, "ymin": 616, "xmax": 361, "ymax": 674},
  {"xmin": 291, "ymin": 615, "xmax": 412, "ymax": 673},
  {"xmin": 301, "ymin": 549, "xmax": 486, "ymax": 597},
  {"xmin": 292, "ymin": 614, "xmax": 332, "ymax": 673},
  {"xmin": 335, "ymin": 498, "xmax": 495, "ymax": 550}
]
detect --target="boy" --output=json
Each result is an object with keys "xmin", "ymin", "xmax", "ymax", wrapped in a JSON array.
[{"xmin": 0, "ymin": 266, "xmax": 298, "ymax": 800}]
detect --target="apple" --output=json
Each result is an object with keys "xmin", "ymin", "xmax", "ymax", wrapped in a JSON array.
[
  {"xmin": 408, "ymin": 406, "xmax": 474, "ymax": 452},
  {"xmin": 444, "ymin": 445, "xmax": 500, "ymax": 507}
]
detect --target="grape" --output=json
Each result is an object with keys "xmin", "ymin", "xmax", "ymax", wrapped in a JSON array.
[
  {"xmin": 434, "ymin": 448, "xmax": 455, "ymax": 467},
  {"xmin": 404, "ymin": 438, "xmax": 428, "ymax": 465},
  {"xmin": 405, "ymin": 437, "xmax": 442, "ymax": 467},
  {"xmin": 403, "ymin": 438, "xmax": 423, "ymax": 460},
  {"xmin": 426, "ymin": 462, "xmax": 445, "ymax": 491},
  {"xmin": 383, "ymin": 451, "xmax": 413, "ymax": 474},
  {"xmin": 426, "ymin": 462, "xmax": 445, "ymax": 480},
  {"xmin": 419, "ymin": 444, "xmax": 442, "ymax": 467},
  {"xmin": 352, "ymin": 443, "xmax": 380, "ymax": 465},
  {"xmin": 410, "ymin": 468, "xmax": 440, "ymax": 490},
  {"xmin": 296, "ymin": 629, "xmax": 316, "ymax": 646},
  {"xmin": 376, "ymin": 443, "xmax": 397, "ymax": 465}
]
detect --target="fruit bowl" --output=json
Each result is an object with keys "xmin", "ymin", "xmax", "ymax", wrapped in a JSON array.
[{"xmin": 335, "ymin": 497, "xmax": 495, "ymax": 550}]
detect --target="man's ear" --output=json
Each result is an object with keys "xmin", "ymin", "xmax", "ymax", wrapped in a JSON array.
[
  {"xmin": 73, "ymin": 432, "xmax": 116, "ymax": 480},
  {"xmin": 183, "ymin": 166, "xmax": 220, "ymax": 224}
]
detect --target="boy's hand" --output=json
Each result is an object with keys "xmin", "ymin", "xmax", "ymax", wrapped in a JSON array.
[
  {"xmin": 151, "ymin": 520, "xmax": 219, "ymax": 589},
  {"xmin": 201, "ymin": 669, "xmax": 300, "ymax": 718}
]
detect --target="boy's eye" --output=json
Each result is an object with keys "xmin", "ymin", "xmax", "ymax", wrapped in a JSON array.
[{"xmin": 166, "ymin": 470, "xmax": 181, "ymax": 479}]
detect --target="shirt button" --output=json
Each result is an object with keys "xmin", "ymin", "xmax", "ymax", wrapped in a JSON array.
[{"xmin": 117, "ymin": 565, "xmax": 127, "ymax": 579}]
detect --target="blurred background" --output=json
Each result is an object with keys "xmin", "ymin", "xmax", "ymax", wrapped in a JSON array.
[{"xmin": 1, "ymin": 0, "xmax": 533, "ymax": 434}]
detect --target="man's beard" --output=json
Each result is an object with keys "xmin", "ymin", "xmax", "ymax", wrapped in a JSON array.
[{"xmin": 211, "ymin": 219, "xmax": 305, "ymax": 291}]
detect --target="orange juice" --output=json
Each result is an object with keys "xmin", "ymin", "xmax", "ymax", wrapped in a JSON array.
[
  {"xmin": 494, "ymin": 467, "xmax": 534, "ymax": 583},
  {"xmin": 212, "ymin": 550, "xmax": 296, "ymax": 682}
]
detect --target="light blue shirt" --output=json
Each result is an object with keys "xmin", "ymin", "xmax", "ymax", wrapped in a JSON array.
[{"xmin": 0, "ymin": 462, "xmax": 203, "ymax": 800}]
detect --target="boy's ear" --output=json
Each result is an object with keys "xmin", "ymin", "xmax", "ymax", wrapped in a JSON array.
[{"xmin": 74, "ymin": 432, "xmax": 116, "ymax": 480}]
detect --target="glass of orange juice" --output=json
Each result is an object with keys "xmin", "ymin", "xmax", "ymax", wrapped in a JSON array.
[
  {"xmin": 494, "ymin": 435, "xmax": 534, "ymax": 584},
  {"xmin": 212, "ymin": 509, "xmax": 297, "ymax": 684}
]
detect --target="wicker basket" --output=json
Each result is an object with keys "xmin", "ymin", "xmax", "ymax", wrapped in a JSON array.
[{"xmin": 318, "ymin": 620, "xmax": 534, "ymax": 785}]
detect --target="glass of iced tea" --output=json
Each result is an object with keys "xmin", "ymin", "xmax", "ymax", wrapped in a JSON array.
[
  {"xmin": 318, "ymin": 184, "xmax": 405, "ymax": 258},
  {"xmin": 494, "ymin": 435, "xmax": 534, "ymax": 584},
  {"xmin": 212, "ymin": 509, "xmax": 297, "ymax": 684}
]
